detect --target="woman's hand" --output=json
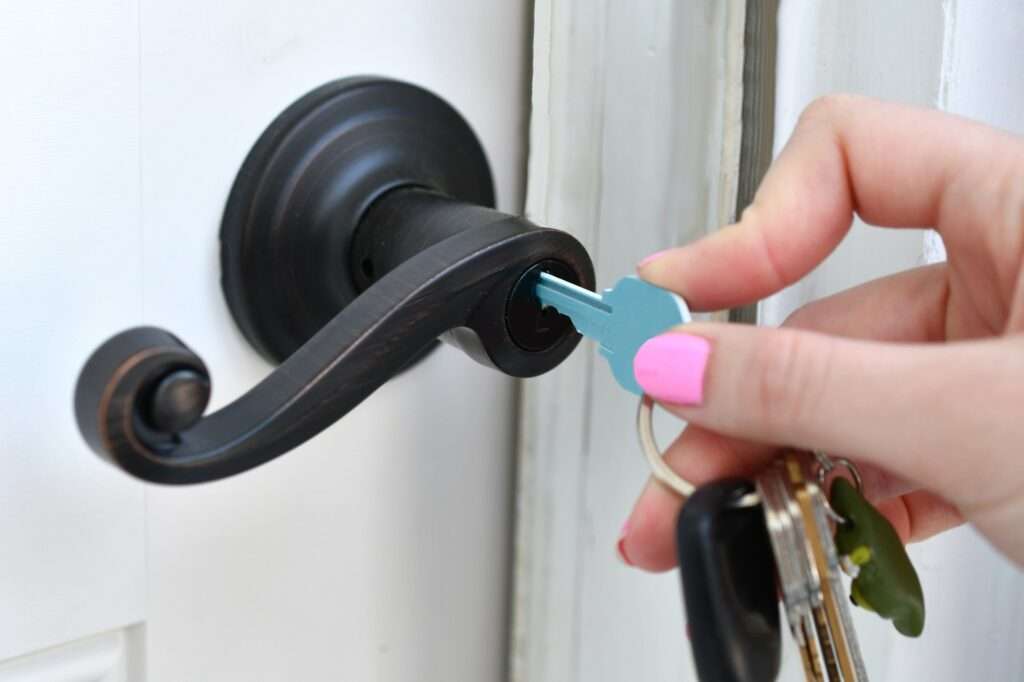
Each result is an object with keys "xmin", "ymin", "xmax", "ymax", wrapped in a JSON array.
[{"xmin": 619, "ymin": 95, "xmax": 1024, "ymax": 570}]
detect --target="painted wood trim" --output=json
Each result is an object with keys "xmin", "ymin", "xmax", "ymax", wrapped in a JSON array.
[
  {"xmin": 512, "ymin": 2, "xmax": 745, "ymax": 679},
  {"xmin": 0, "ymin": 628, "xmax": 142, "ymax": 682}
]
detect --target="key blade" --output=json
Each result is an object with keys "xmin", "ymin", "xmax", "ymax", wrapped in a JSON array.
[
  {"xmin": 796, "ymin": 483, "xmax": 869, "ymax": 681},
  {"xmin": 534, "ymin": 273, "xmax": 691, "ymax": 394},
  {"xmin": 534, "ymin": 271, "xmax": 612, "ymax": 340},
  {"xmin": 769, "ymin": 454, "xmax": 869, "ymax": 682}
]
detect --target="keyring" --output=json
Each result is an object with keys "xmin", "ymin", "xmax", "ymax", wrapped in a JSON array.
[
  {"xmin": 636, "ymin": 394, "xmax": 696, "ymax": 497},
  {"xmin": 814, "ymin": 450, "xmax": 861, "ymax": 524},
  {"xmin": 814, "ymin": 450, "xmax": 864, "ymax": 492},
  {"xmin": 637, "ymin": 395, "xmax": 859, "ymax": 517}
]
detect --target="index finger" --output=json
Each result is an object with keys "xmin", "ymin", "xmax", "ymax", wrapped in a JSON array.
[{"xmin": 639, "ymin": 94, "xmax": 1021, "ymax": 310}]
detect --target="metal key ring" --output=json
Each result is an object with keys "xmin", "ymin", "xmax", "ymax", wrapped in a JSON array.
[
  {"xmin": 814, "ymin": 450, "xmax": 862, "ymax": 524},
  {"xmin": 813, "ymin": 451, "xmax": 864, "ymax": 492},
  {"xmin": 637, "ymin": 394, "xmax": 696, "ymax": 498}
]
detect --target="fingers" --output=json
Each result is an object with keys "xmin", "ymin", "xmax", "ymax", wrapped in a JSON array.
[
  {"xmin": 624, "ymin": 477, "xmax": 963, "ymax": 573},
  {"xmin": 631, "ymin": 324, "xmax": 1024, "ymax": 511},
  {"xmin": 620, "ymin": 269, "xmax": 952, "ymax": 571},
  {"xmin": 783, "ymin": 263, "xmax": 949, "ymax": 342},
  {"xmin": 621, "ymin": 421, "xmax": 923, "ymax": 572},
  {"xmin": 638, "ymin": 95, "xmax": 1024, "ymax": 311},
  {"xmin": 620, "ymin": 425, "xmax": 765, "ymax": 571},
  {"xmin": 875, "ymin": 491, "xmax": 964, "ymax": 544}
]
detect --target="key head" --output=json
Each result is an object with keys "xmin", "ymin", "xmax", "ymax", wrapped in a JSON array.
[
  {"xmin": 676, "ymin": 479, "xmax": 781, "ymax": 682},
  {"xmin": 601, "ymin": 276, "xmax": 690, "ymax": 394}
]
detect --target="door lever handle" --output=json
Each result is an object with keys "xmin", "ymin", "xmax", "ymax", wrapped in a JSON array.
[{"xmin": 74, "ymin": 78, "xmax": 593, "ymax": 485}]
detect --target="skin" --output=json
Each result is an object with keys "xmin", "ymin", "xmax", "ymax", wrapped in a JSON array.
[{"xmin": 620, "ymin": 94, "xmax": 1024, "ymax": 572}]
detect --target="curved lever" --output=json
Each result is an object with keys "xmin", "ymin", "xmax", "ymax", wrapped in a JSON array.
[
  {"xmin": 74, "ymin": 78, "xmax": 594, "ymax": 485},
  {"xmin": 75, "ymin": 189, "xmax": 591, "ymax": 484}
]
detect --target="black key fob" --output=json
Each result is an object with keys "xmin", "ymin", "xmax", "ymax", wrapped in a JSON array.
[{"xmin": 676, "ymin": 478, "xmax": 781, "ymax": 682}]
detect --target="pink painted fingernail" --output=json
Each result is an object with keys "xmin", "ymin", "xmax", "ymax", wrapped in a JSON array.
[
  {"xmin": 637, "ymin": 249, "xmax": 671, "ymax": 269},
  {"xmin": 633, "ymin": 333, "xmax": 710, "ymax": 406},
  {"xmin": 616, "ymin": 520, "xmax": 633, "ymax": 566}
]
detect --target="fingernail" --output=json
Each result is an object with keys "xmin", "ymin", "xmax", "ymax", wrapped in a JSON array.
[
  {"xmin": 637, "ymin": 249, "xmax": 671, "ymax": 269},
  {"xmin": 633, "ymin": 333, "xmax": 710, "ymax": 406},
  {"xmin": 616, "ymin": 520, "xmax": 633, "ymax": 566}
]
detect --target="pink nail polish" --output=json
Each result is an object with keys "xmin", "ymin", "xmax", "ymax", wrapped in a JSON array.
[
  {"xmin": 616, "ymin": 538, "xmax": 633, "ymax": 566},
  {"xmin": 633, "ymin": 333, "xmax": 710, "ymax": 405},
  {"xmin": 616, "ymin": 520, "xmax": 633, "ymax": 566},
  {"xmin": 637, "ymin": 249, "xmax": 671, "ymax": 269}
]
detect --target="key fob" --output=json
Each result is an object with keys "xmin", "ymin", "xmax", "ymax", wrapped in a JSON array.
[
  {"xmin": 831, "ymin": 476, "xmax": 925, "ymax": 637},
  {"xmin": 676, "ymin": 478, "xmax": 781, "ymax": 682}
]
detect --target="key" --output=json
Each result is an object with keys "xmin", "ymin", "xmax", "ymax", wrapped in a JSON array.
[
  {"xmin": 762, "ymin": 454, "xmax": 870, "ymax": 682},
  {"xmin": 770, "ymin": 456, "xmax": 867, "ymax": 681},
  {"xmin": 639, "ymin": 398, "xmax": 872, "ymax": 682},
  {"xmin": 676, "ymin": 478, "xmax": 782, "ymax": 682},
  {"xmin": 533, "ymin": 272, "xmax": 690, "ymax": 394}
]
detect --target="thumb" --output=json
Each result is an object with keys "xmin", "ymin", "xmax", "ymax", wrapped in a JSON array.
[{"xmin": 632, "ymin": 324, "xmax": 1024, "ymax": 513}]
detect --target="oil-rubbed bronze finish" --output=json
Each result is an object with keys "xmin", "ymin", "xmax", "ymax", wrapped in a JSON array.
[{"xmin": 74, "ymin": 78, "xmax": 594, "ymax": 485}]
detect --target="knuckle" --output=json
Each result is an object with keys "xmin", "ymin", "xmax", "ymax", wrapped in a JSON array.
[
  {"xmin": 751, "ymin": 330, "xmax": 831, "ymax": 432},
  {"xmin": 734, "ymin": 205, "xmax": 797, "ymax": 291},
  {"xmin": 797, "ymin": 94, "xmax": 862, "ymax": 130}
]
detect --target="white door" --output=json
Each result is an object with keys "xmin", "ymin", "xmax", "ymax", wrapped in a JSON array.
[{"xmin": 1, "ymin": 2, "xmax": 530, "ymax": 679}]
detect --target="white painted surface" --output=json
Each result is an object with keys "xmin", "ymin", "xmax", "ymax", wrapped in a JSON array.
[
  {"xmin": 139, "ymin": 2, "xmax": 530, "ymax": 680},
  {"xmin": 0, "ymin": 0, "xmax": 146, "ymax": 662},
  {"xmin": 762, "ymin": 0, "xmax": 946, "ymax": 325},
  {"xmin": 3, "ymin": 1, "xmax": 530, "ymax": 679},
  {"xmin": 514, "ymin": 2, "xmax": 744, "ymax": 680},
  {"xmin": 518, "ymin": 1, "xmax": 1024, "ymax": 680},
  {"xmin": 0, "ymin": 628, "xmax": 144, "ymax": 682}
]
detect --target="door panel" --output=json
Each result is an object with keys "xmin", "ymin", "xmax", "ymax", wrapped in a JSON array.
[
  {"xmin": 3, "ymin": 0, "xmax": 531, "ymax": 679},
  {"xmin": 0, "ymin": 0, "xmax": 146, "ymax": 662},
  {"xmin": 138, "ymin": 1, "xmax": 530, "ymax": 680}
]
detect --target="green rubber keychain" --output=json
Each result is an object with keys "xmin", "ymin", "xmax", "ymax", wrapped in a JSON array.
[{"xmin": 817, "ymin": 452, "xmax": 926, "ymax": 638}]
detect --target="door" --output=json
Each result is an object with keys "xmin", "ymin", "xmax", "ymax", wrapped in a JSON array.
[{"xmin": 1, "ymin": 1, "xmax": 530, "ymax": 679}]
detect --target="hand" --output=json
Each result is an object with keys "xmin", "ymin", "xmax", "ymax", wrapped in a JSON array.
[{"xmin": 619, "ymin": 95, "xmax": 1024, "ymax": 571}]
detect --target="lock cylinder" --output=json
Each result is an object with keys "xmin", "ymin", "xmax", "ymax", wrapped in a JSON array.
[{"xmin": 351, "ymin": 186, "xmax": 587, "ymax": 361}]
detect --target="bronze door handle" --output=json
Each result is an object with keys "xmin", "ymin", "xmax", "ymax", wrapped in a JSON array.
[{"xmin": 74, "ymin": 78, "xmax": 593, "ymax": 485}]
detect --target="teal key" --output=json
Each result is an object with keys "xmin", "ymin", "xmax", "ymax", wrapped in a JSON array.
[{"xmin": 533, "ymin": 272, "xmax": 691, "ymax": 394}]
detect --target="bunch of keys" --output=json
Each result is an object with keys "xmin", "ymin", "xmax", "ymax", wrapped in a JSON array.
[
  {"xmin": 639, "ymin": 396, "xmax": 925, "ymax": 682},
  {"xmin": 531, "ymin": 271, "xmax": 924, "ymax": 682}
]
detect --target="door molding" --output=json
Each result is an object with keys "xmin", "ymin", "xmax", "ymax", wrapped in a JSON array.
[{"xmin": 512, "ymin": 2, "xmax": 745, "ymax": 679}]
